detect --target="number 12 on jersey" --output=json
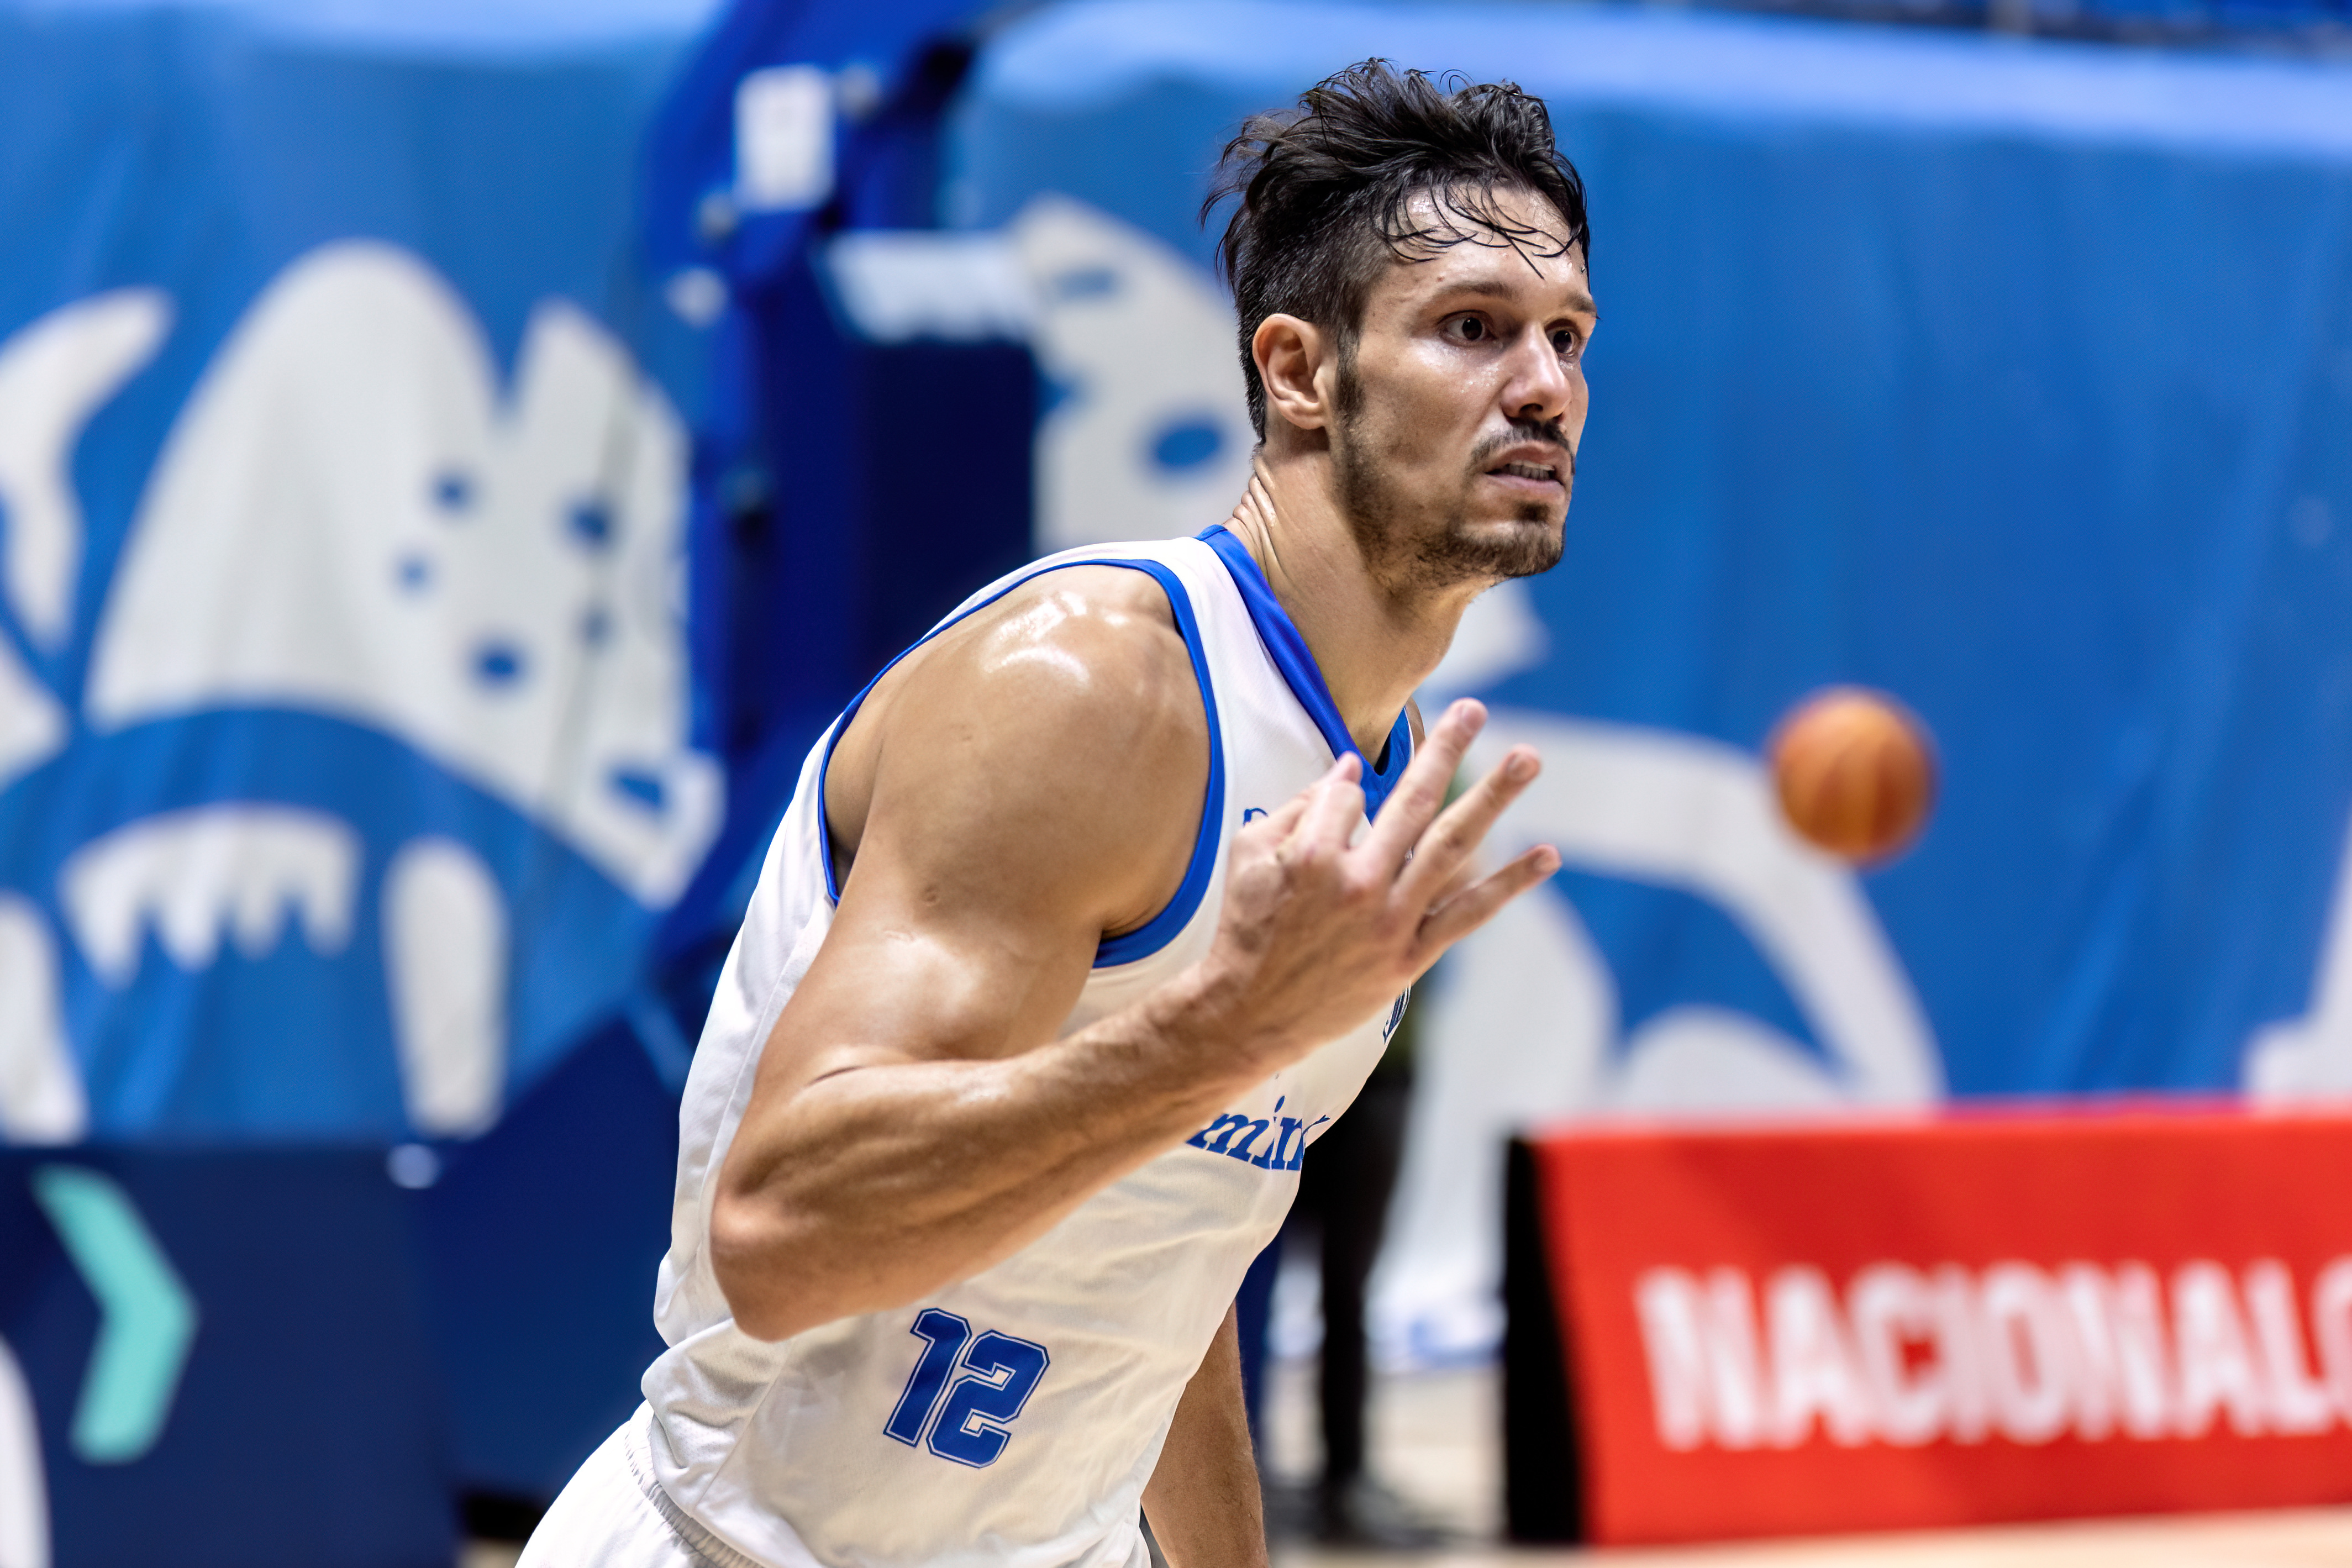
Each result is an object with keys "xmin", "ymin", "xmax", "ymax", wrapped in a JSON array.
[{"xmin": 885, "ymin": 1308, "xmax": 1051, "ymax": 1467}]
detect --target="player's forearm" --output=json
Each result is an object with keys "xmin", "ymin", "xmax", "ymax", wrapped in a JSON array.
[
  {"xmin": 713, "ymin": 966, "xmax": 1267, "ymax": 1340},
  {"xmin": 1143, "ymin": 1310, "xmax": 1269, "ymax": 1568}
]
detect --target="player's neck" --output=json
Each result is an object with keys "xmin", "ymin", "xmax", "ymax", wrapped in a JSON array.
[{"xmin": 1219, "ymin": 461, "xmax": 1482, "ymax": 759}]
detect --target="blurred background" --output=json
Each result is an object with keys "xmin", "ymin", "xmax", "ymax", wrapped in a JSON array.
[{"xmin": 4, "ymin": 0, "xmax": 2352, "ymax": 1562}]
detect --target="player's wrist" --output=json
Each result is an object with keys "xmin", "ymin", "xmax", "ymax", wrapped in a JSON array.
[{"xmin": 1149, "ymin": 957, "xmax": 1293, "ymax": 1090}]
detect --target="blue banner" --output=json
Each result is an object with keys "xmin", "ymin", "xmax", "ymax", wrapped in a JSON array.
[
  {"xmin": 0, "ymin": 0, "xmax": 730, "ymax": 1547},
  {"xmin": 939, "ymin": 0, "xmax": 2352, "ymax": 1356},
  {"xmin": 0, "ymin": 0, "xmax": 717, "ymax": 1145}
]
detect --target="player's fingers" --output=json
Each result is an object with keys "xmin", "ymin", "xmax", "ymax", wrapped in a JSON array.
[
  {"xmin": 1361, "ymin": 700, "xmax": 1487, "ymax": 872},
  {"xmin": 1418, "ymin": 843, "xmax": 1490, "ymax": 911},
  {"xmin": 1283, "ymin": 756, "xmax": 1364, "ymax": 867},
  {"xmin": 1395, "ymin": 744, "xmax": 1542, "ymax": 907},
  {"xmin": 1266, "ymin": 757, "xmax": 1349, "ymax": 838},
  {"xmin": 1240, "ymin": 787, "xmax": 1313, "ymax": 848},
  {"xmin": 1414, "ymin": 843, "xmax": 1561, "ymax": 955}
]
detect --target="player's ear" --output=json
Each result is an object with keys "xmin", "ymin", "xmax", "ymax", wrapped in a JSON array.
[{"xmin": 1253, "ymin": 314, "xmax": 1332, "ymax": 436}]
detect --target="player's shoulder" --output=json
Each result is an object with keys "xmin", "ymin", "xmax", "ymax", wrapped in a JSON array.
[
  {"xmin": 987, "ymin": 561, "xmax": 1188, "ymax": 645},
  {"xmin": 836, "ymin": 559, "xmax": 1209, "ymax": 915},
  {"xmin": 842, "ymin": 560, "xmax": 1210, "ymax": 821},
  {"xmin": 941, "ymin": 561, "xmax": 1200, "ymax": 726}
]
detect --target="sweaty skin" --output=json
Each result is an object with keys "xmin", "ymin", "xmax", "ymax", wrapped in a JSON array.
[{"xmin": 710, "ymin": 187, "xmax": 1595, "ymax": 1568}]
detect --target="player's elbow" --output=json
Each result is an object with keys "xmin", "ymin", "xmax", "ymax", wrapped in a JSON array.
[
  {"xmin": 711, "ymin": 1183, "xmax": 970, "ymax": 1342},
  {"xmin": 709, "ymin": 1186, "xmax": 820, "ymax": 1343}
]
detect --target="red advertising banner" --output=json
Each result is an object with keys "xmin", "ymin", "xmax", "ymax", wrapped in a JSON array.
[{"xmin": 1528, "ymin": 1106, "xmax": 2352, "ymax": 1545}]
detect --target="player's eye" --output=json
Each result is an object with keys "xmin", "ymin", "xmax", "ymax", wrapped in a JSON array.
[
  {"xmin": 1445, "ymin": 314, "xmax": 1490, "ymax": 343},
  {"xmin": 1553, "ymin": 328, "xmax": 1584, "ymax": 361}
]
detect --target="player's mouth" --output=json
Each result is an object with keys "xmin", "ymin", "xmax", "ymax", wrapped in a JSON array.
[
  {"xmin": 1482, "ymin": 449, "xmax": 1569, "ymax": 493},
  {"xmin": 1470, "ymin": 428, "xmax": 1576, "ymax": 500}
]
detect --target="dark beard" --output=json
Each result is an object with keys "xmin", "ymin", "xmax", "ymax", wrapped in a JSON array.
[{"xmin": 1334, "ymin": 400, "xmax": 1570, "ymax": 592}]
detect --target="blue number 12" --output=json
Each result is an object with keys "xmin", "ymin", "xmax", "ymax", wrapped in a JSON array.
[
  {"xmin": 885, "ymin": 1309, "xmax": 971, "ymax": 1445},
  {"xmin": 883, "ymin": 1309, "xmax": 1051, "ymax": 1466}
]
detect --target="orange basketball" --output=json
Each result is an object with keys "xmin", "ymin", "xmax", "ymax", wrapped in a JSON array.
[{"xmin": 1767, "ymin": 686, "xmax": 1938, "ymax": 864}]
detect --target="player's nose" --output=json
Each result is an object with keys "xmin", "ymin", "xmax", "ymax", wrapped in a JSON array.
[{"xmin": 1501, "ymin": 325, "xmax": 1577, "ymax": 425}]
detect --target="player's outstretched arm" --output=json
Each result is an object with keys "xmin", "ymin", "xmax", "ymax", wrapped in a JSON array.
[
  {"xmin": 1142, "ymin": 1307, "xmax": 1265, "ymax": 1568},
  {"xmin": 709, "ymin": 573, "xmax": 1558, "ymax": 1343}
]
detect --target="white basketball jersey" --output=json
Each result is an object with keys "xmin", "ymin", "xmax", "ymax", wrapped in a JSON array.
[{"xmin": 640, "ymin": 529, "xmax": 1414, "ymax": 1568}]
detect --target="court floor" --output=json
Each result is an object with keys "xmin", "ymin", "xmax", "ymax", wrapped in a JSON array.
[
  {"xmin": 466, "ymin": 1362, "xmax": 2352, "ymax": 1565},
  {"xmin": 1264, "ymin": 1362, "xmax": 2352, "ymax": 1567},
  {"xmin": 1275, "ymin": 1508, "xmax": 2352, "ymax": 1566}
]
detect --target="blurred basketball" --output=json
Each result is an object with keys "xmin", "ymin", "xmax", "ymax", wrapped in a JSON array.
[{"xmin": 1768, "ymin": 686, "xmax": 1938, "ymax": 863}]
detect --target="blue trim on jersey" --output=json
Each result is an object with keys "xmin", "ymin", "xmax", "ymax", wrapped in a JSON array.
[
  {"xmin": 1092, "ymin": 565, "xmax": 1224, "ymax": 967},
  {"xmin": 817, "ymin": 556, "xmax": 1224, "ymax": 970},
  {"xmin": 1197, "ymin": 526, "xmax": 1413, "ymax": 818}
]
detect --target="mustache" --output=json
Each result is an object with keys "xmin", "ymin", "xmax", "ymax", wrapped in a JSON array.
[{"xmin": 1469, "ymin": 417, "xmax": 1576, "ymax": 478}]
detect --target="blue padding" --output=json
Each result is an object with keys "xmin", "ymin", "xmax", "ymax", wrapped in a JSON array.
[
  {"xmin": 974, "ymin": 0, "xmax": 2352, "ymax": 164},
  {"xmin": 818, "ymin": 558, "xmax": 1225, "ymax": 968},
  {"xmin": 1199, "ymin": 527, "xmax": 1412, "ymax": 818},
  {"xmin": 0, "ymin": 0, "xmax": 724, "ymax": 50},
  {"xmin": 0, "ymin": 1150, "xmax": 454, "ymax": 1568}
]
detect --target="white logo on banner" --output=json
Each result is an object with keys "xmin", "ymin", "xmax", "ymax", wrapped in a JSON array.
[
  {"xmin": 1636, "ymin": 1256, "xmax": 2352, "ymax": 1453},
  {"xmin": 0, "ymin": 240, "xmax": 720, "ymax": 1148},
  {"xmin": 382, "ymin": 836, "xmax": 508, "ymax": 1138},
  {"xmin": 0, "ymin": 288, "xmax": 171, "ymax": 650},
  {"xmin": 85, "ymin": 240, "xmax": 719, "ymax": 908},
  {"xmin": 0, "ymin": 292, "xmax": 171, "ymax": 1149},
  {"xmin": 2245, "ymin": 813, "xmax": 2352, "ymax": 1098},
  {"xmin": 0, "ymin": 895, "xmax": 76, "ymax": 1145},
  {"xmin": 1009, "ymin": 195, "xmax": 1257, "ymax": 554},
  {"xmin": 60, "ymin": 807, "xmax": 361, "ymax": 986}
]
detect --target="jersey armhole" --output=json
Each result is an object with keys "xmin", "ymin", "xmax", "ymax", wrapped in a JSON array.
[{"xmin": 815, "ymin": 556, "xmax": 1225, "ymax": 971}]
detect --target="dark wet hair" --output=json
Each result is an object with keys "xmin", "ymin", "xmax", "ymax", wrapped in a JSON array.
[{"xmin": 1204, "ymin": 60, "xmax": 1590, "ymax": 440}]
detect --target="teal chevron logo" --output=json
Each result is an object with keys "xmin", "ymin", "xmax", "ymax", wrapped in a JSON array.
[{"xmin": 30, "ymin": 1165, "xmax": 198, "ymax": 1462}]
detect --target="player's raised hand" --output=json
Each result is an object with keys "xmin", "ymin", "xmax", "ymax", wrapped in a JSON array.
[{"xmin": 1193, "ymin": 698, "xmax": 1560, "ymax": 1073}]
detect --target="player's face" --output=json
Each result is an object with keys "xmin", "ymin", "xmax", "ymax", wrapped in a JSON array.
[{"xmin": 1330, "ymin": 186, "xmax": 1595, "ymax": 591}]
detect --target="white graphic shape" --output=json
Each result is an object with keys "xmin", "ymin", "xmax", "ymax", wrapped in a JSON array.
[
  {"xmin": 0, "ymin": 290, "xmax": 172, "ymax": 648},
  {"xmin": 1610, "ymin": 1004, "xmax": 1851, "ymax": 1117},
  {"xmin": 60, "ymin": 806, "xmax": 360, "ymax": 986},
  {"xmin": 1476, "ymin": 709, "xmax": 1940, "ymax": 1106},
  {"xmin": 1374, "ymin": 876, "xmax": 1618, "ymax": 1361},
  {"xmin": 0, "ymin": 634, "xmax": 62, "ymax": 799},
  {"xmin": 1378, "ymin": 709, "xmax": 1941, "ymax": 1365},
  {"xmin": 383, "ymin": 837, "xmax": 508, "ymax": 1138},
  {"xmin": 825, "ymin": 232, "xmax": 1036, "ymax": 344},
  {"xmin": 1011, "ymin": 196, "xmax": 1255, "ymax": 549},
  {"xmin": 0, "ymin": 1339, "xmax": 45, "ymax": 1568},
  {"xmin": 736, "ymin": 65, "xmax": 833, "ymax": 212},
  {"xmin": 85, "ymin": 242, "xmax": 719, "ymax": 906},
  {"xmin": 2245, "ymin": 809, "xmax": 2352, "ymax": 1097},
  {"xmin": 0, "ymin": 897, "xmax": 85, "ymax": 1144}
]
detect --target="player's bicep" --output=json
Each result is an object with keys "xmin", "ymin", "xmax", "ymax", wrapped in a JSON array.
[
  {"xmin": 752, "ymin": 598, "xmax": 1204, "ymax": 1098},
  {"xmin": 770, "ymin": 863, "xmax": 1107, "ymax": 1096}
]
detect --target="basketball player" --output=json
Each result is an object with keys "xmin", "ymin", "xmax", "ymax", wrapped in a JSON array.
[{"xmin": 522, "ymin": 60, "xmax": 1595, "ymax": 1568}]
